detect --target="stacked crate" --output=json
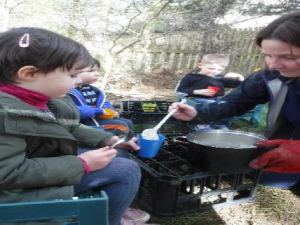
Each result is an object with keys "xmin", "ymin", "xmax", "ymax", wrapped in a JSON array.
[
  {"xmin": 120, "ymin": 100, "xmax": 190, "ymax": 134},
  {"xmin": 130, "ymin": 140, "xmax": 260, "ymax": 216}
]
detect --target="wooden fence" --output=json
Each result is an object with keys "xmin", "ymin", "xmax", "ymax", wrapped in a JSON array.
[{"xmin": 115, "ymin": 28, "xmax": 265, "ymax": 76}]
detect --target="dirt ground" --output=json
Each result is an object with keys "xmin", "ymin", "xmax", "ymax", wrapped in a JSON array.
[
  {"xmin": 145, "ymin": 186, "xmax": 300, "ymax": 225},
  {"xmin": 102, "ymin": 70, "xmax": 300, "ymax": 225},
  {"xmin": 199, "ymin": 186, "xmax": 300, "ymax": 225},
  {"xmin": 132, "ymin": 166, "xmax": 300, "ymax": 225}
]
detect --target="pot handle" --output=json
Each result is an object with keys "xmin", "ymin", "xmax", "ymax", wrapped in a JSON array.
[{"xmin": 172, "ymin": 136, "xmax": 189, "ymax": 144}]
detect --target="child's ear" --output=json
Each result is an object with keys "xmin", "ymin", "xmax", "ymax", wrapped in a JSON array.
[
  {"xmin": 197, "ymin": 63, "xmax": 203, "ymax": 68},
  {"xmin": 17, "ymin": 66, "xmax": 38, "ymax": 82}
]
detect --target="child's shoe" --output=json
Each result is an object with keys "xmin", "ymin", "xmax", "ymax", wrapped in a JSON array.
[
  {"xmin": 213, "ymin": 125, "xmax": 229, "ymax": 130},
  {"xmin": 121, "ymin": 218, "xmax": 159, "ymax": 225},
  {"xmin": 195, "ymin": 124, "xmax": 213, "ymax": 132},
  {"xmin": 123, "ymin": 208, "xmax": 150, "ymax": 223}
]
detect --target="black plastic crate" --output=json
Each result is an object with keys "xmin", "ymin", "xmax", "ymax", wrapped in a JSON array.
[
  {"xmin": 120, "ymin": 100, "xmax": 190, "ymax": 134},
  {"xmin": 121, "ymin": 100, "xmax": 173, "ymax": 113},
  {"xmin": 130, "ymin": 139, "xmax": 260, "ymax": 216}
]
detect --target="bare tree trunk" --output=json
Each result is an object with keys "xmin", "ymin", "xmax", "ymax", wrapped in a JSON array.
[
  {"xmin": 67, "ymin": 0, "xmax": 82, "ymax": 39},
  {"xmin": 1, "ymin": 5, "xmax": 10, "ymax": 31},
  {"xmin": 0, "ymin": 0, "xmax": 27, "ymax": 31},
  {"xmin": 100, "ymin": 0, "xmax": 113, "ymax": 90},
  {"xmin": 100, "ymin": 0, "xmax": 172, "ymax": 90}
]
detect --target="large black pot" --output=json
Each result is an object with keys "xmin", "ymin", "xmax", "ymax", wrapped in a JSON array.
[{"xmin": 185, "ymin": 130, "xmax": 267, "ymax": 174}]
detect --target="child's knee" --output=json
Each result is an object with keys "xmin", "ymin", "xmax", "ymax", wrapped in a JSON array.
[
  {"xmin": 123, "ymin": 159, "xmax": 141, "ymax": 179},
  {"xmin": 111, "ymin": 158, "xmax": 141, "ymax": 180}
]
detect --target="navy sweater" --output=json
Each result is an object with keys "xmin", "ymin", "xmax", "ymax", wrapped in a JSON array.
[{"xmin": 176, "ymin": 73, "xmax": 242, "ymax": 98}]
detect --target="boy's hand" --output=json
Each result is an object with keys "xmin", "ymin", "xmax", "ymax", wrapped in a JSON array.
[
  {"xmin": 249, "ymin": 139, "xmax": 300, "ymax": 173},
  {"xmin": 113, "ymin": 111, "xmax": 120, "ymax": 117},
  {"xmin": 98, "ymin": 109, "xmax": 115, "ymax": 119},
  {"xmin": 194, "ymin": 89, "xmax": 215, "ymax": 96},
  {"xmin": 78, "ymin": 146, "xmax": 117, "ymax": 171},
  {"xmin": 169, "ymin": 102, "xmax": 197, "ymax": 121},
  {"xmin": 225, "ymin": 72, "xmax": 244, "ymax": 81}
]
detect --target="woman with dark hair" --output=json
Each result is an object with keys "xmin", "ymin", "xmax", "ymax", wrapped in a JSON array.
[{"xmin": 169, "ymin": 11, "xmax": 300, "ymax": 188}]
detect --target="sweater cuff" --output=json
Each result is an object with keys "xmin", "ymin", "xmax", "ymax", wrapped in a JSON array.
[
  {"xmin": 189, "ymin": 110, "xmax": 202, "ymax": 124},
  {"xmin": 94, "ymin": 108, "xmax": 104, "ymax": 115},
  {"xmin": 187, "ymin": 90, "xmax": 196, "ymax": 96},
  {"xmin": 78, "ymin": 157, "xmax": 91, "ymax": 174}
]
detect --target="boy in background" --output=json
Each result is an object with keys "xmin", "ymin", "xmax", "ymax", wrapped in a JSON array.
[
  {"xmin": 175, "ymin": 54, "xmax": 244, "ymax": 131},
  {"xmin": 69, "ymin": 58, "xmax": 133, "ymax": 136}
]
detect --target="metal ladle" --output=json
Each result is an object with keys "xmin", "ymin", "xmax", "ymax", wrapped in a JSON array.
[
  {"xmin": 111, "ymin": 130, "xmax": 134, "ymax": 148},
  {"xmin": 141, "ymin": 99, "xmax": 187, "ymax": 140}
]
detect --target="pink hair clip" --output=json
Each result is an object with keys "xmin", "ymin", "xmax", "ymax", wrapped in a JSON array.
[{"xmin": 19, "ymin": 33, "xmax": 30, "ymax": 48}]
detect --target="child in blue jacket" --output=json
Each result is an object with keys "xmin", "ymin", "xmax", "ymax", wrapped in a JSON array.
[{"xmin": 69, "ymin": 58, "xmax": 133, "ymax": 135}]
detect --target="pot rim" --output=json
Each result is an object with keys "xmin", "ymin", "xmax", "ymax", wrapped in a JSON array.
[{"xmin": 186, "ymin": 130, "xmax": 267, "ymax": 149}]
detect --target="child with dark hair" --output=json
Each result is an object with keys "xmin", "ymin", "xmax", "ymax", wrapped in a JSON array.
[
  {"xmin": 69, "ymin": 58, "xmax": 133, "ymax": 135},
  {"xmin": 0, "ymin": 27, "xmax": 154, "ymax": 225}
]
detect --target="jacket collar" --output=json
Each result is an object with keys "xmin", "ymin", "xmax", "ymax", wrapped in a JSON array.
[{"xmin": 0, "ymin": 91, "xmax": 57, "ymax": 122}]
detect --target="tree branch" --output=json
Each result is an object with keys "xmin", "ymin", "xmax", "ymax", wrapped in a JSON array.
[
  {"xmin": 109, "ymin": 0, "xmax": 143, "ymax": 51},
  {"xmin": 113, "ymin": 0, "xmax": 173, "ymax": 56}
]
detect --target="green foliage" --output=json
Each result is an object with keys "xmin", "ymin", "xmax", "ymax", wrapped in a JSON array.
[{"xmin": 230, "ymin": 106, "xmax": 268, "ymax": 135}]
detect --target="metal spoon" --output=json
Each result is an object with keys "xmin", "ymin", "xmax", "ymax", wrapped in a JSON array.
[
  {"xmin": 111, "ymin": 130, "xmax": 134, "ymax": 148},
  {"xmin": 141, "ymin": 98, "xmax": 187, "ymax": 140}
]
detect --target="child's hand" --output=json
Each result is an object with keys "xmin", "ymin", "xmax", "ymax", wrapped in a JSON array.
[
  {"xmin": 105, "ymin": 136, "xmax": 120, "ymax": 146},
  {"xmin": 114, "ymin": 137, "xmax": 140, "ymax": 151},
  {"xmin": 98, "ymin": 109, "xmax": 115, "ymax": 119},
  {"xmin": 113, "ymin": 111, "xmax": 120, "ymax": 117},
  {"xmin": 225, "ymin": 72, "xmax": 244, "ymax": 81},
  {"xmin": 78, "ymin": 146, "xmax": 117, "ymax": 171},
  {"xmin": 194, "ymin": 89, "xmax": 215, "ymax": 96}
]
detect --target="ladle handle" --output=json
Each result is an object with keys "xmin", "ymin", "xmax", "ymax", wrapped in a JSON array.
[
  {"xmin": 154, "ymin": 99, "xmax": 187, "ymax": 130},
  {"xmin": 111, "ymin": 139, "xmax": 123, "ymax": 148},
  {"xmin": 111, "ymin": 131, "xmax": 133, "ymax": 148}
]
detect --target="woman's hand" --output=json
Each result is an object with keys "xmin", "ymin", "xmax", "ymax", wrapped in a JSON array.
[
  {"xmin": 78, "ymin": 146, "xmax": 117, "ymax": 171},
  {"xmin": 169, "ymin": 102, "xmax": 197, "ymax": 121},
  {"xmin": 249, "ymin": 139, "xmax": 300, "ymax": 173}
]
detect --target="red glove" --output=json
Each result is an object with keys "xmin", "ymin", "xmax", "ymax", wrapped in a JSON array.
[{"xmin": 249, "ymin": 139, "xmax": 300, "ymax": 173}]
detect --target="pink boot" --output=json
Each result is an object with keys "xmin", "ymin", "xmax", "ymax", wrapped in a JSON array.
[
  {"xmin": 120, "ymin": 218, "xmax": 159, "ymax": 225},
  {"xmin": 123, "ymin": 208, "xmax": 150, "ymax": 223}
]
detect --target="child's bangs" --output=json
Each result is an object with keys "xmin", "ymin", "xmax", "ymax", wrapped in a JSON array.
[{"xmin": 61, "ymin": 48, "xmax": 94, "ymax": 72}]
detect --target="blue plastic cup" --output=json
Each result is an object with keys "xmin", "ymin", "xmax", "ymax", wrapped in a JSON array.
[{"xmin": 137, "ymin": 134, "xmax": 165, "ymax": 158}]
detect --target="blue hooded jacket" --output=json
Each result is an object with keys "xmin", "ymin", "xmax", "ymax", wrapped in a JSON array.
[{"xmin": 68, "ymin": 85, "xmax": 116, "ymax": 120}]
